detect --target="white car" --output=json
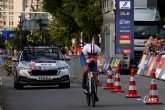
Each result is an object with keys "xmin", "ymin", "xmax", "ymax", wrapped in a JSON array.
[{"xmin": 12, "ymin": 46, "xmax": 70, "ymax": 89}]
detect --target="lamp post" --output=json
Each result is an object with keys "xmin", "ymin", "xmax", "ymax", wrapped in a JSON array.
[
  {"xmin": 38, "ymin": 18, "xmax": 43, "ymax": 45},
  {"xmin": 19, "ymin": 16, "xmax": 24, "ymax": 51}
]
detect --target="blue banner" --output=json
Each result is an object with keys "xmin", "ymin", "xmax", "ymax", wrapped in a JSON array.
[
  {"xmin": 0, "ymin": 56, "xmax": 3, "ymax": 65},
  {"xmin": 2, "ymin": 30, "xmax": 16, "ymax": 40},
  {"xmin": 116, "ymin": 0, "xmax": 134, "ymax": 59}
]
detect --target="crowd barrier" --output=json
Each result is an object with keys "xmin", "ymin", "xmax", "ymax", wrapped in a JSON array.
[
  {"xmin": 136, "ymin": 54, "xmax": 165, "ymax": 80},
  {"xmin": 1, "ymin": 55, "xmax": 13, "ymax": 74},
  {"xmin": 97, "ymin": 54, "xmax": 130, "ymax": 74},
  {"xmin": 66, "ymin": 56, "xmax": 83, "ymax": 79}
]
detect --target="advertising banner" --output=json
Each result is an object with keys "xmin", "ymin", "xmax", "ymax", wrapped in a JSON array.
[
  {"xmin": 2, "ymin": 30, "xmax": 16, "ymax": 40},
  {"xmin": 116, "ymin": 0, "xmax": 134, "ymax": 59},
  {"xmin": 155, "ymin": 55, "xmax": 165, "ymax": 78}
]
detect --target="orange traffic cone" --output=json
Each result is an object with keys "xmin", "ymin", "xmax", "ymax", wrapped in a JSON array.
[
  {"xmin": 125, "ymin": 68, "xmax": 141, "ymax": 98},
  {"xmin": 96, "ymin": 72, "xmax": 102, "ymax": 86},
  {"xmin": 111, "ymin": 66, "xmax": 124, "ymax": 93},
  {"xmin": 104, "ymin": 66, "xmax": 114, "ymax": 90},
  {"xmin": 145, "ymin": 72, "xmax": 162, "ymax": 104}
]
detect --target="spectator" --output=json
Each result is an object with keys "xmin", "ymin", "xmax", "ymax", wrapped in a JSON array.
[
  {"xmin": 143, "ymin": 36, "xmax": 155, "ymax": 55},
  {"xmin": 77, "ymin": 45, "xmax": 83, "ymax": 55},
  {"xmin": 65, "ymin": 47, "xmax": 69, "ymax": 55},
  {"xmin": 60, "ymin": 47, "xmax": 66, "ymax": 55},
  {"xmin": 153, "ymin": 36, "xmax": 161, "ymax": 52},
  {"xmin": 145, "ymin": 36, "xmax": 154, "ymax": 47},
  {"xmin": 72, "ymin": 47, "xmax": 77, "ymax": 55},
  {"xmin": 160, "ymin": 39, "xmax": 165, "ymax": 54}
]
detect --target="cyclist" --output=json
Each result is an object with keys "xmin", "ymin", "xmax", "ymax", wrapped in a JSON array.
[{"xmin": 80, "ymin": 37, "xmax": 101, "ymax": 102}]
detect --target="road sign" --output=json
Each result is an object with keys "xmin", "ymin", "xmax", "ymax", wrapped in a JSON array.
[{"xmin": 20, "ymin": 13, "xmax": 49, "ymax": 31}]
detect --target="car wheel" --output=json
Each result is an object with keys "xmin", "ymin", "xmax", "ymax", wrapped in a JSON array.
[
  {"xmin": 59, "ymin": 83, "xmax": 70, "ymax": 88},
  {"xmin": 14, "ymin": 81, "xmax": 24, "ymax": 89},
  {"xmin": 14, "ymin": 81, "xmax": 17, "ymax": 89},
  {"xmin": 17, "ymin": 83, "xmax": 23, "ymax": 89}
]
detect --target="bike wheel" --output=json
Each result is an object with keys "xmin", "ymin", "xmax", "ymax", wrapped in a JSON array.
[
  {"xmin": 86, "ymin": 82, "xmax": 91, "ymax": 106},
  {"xmin": 91, "ymin": 77, "xmax": 95, "ymax": 107}
]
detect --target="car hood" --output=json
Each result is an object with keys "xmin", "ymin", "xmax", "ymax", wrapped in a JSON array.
[{"xmin": 17, "ymin": 60, "xmax": 68, "ymax": 70}]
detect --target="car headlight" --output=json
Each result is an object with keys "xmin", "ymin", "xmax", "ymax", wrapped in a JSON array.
[{"xmin": 58, "ymin": 66, "xmax": 69, "ymax": 70}]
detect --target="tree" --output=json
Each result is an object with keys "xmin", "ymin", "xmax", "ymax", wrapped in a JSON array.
[{"xmin": 43, "ymin": 0, "xmax": 102, "ymax": 44}]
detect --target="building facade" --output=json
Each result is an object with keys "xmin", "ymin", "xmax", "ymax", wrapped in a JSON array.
[{"xmin": 0, "ymin": 0, "xmax": 44, "ymax": 31}]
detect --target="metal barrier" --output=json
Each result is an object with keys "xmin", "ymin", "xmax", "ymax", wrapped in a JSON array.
[{"xmin": 66, "ymin": 56, "xmax": 83, "ymax": 79}]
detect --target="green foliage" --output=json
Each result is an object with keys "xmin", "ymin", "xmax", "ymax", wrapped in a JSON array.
[{"xmin": 43, "ymin": 0, "xmax": 103, "ymax": 45}]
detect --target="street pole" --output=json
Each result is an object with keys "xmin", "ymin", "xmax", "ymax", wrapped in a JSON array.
[
  {"xmin": 38, "ymin": 18, "xmax": 43, "ymax": 45},
  {"xmin": 19, "ymin": 16, "xmax": 24, "ymax": 51}
]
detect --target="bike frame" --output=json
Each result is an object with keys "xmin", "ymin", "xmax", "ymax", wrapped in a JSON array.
[{"xmin": 87, "ymin": 71, "xmax": 96, "ymax": 94}]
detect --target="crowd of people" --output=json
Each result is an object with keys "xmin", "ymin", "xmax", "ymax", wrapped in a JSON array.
[
  {"xmin": 60, "ymin": 45, "xmax": 83, "ymax": 56},
  {"xmin": 143, "ymin": 36, "xmax": 165, "ymax": 55}
]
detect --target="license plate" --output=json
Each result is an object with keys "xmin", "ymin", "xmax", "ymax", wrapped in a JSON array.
[{"xmin": 38, "ymin": 76, "xmax": 52, "ymax": 80}]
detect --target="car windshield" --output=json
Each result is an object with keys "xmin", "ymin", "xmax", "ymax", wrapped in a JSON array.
[
  {"xmin": 21, "ymin": 48, "xmax": 64, "ymax": 61},
  {"xmin": 134, "ymin": 25, "xmax": 159, "ymax": 39}
]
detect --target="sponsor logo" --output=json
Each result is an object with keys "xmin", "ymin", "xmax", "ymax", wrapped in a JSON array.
[
  {"xmin": 143, "ymin": 95, "xmax": 158, "ymax": 103},
  {"xmin": 29, "ymin": 63, "xmax": 35, "ymax": 68},
  {"xmin": 120, "ymin": 12, "xmax": 130, "ymax": 15},
  {"xmin": 120, "ymin": 30, "xmax": 130, "ymax": 32},
  {"xmin": 121, "ymin": 26, "xmax": 130, "ymax": 29},
  {"xmin": 119, "ymin": 1, "xmax": 131, "ymax": 9},
  {"xmin": 120, "ymin": 45, "xmax": 130, "ymax": 48},
  {"xmin": 123, "ymin": 49, "xmax": 131, "ymax": 54},
  {"xmin": 39, "ymin": 66, "xmax": 47, "ymax": 71},
  {"xmin": 120, "ymin": 34, "xmax": 131, "ymax": 39},
  {"xmin": 9, "ymin": 34, "xmax": 14, "ymax": 38},
  {"xmin": 119, "ymin": 19, "xmax": 131, "ymax": 25},
  {"xmin": 119, "ymin": 40, "xmax": 131, "ymax": 44}
]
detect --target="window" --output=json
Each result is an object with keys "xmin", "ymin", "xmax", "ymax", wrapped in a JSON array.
[{"xmin": 134, "ymin": 25, "xmax": 159, "ymax": 39}]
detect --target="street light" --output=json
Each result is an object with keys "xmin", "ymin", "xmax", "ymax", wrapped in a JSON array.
[{"xmin": 18, "ymin": 16, "xmax": 24, "ymax": 51}]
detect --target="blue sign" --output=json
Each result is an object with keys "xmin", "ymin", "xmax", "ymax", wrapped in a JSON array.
[
  {"xmin": 2, "ymin": 30, "xmax": 16, "ymax": 40},
  {"xmin": 116, "ymin": 0, "xmax": 134, "ymax": 59},
  {"xmin": 0, "ymin": 56, "xmax": 3, "ymax": 65}
]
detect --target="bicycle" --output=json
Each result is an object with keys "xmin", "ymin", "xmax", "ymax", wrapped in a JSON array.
[{"xmin": 85, "ymin": 63, "xmax": 97, "ymax": 107}]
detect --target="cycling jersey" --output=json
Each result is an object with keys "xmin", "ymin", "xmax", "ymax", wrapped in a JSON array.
[{"xmin": 80, "ymin": 43, "xmax": 101, "ymax": 72}]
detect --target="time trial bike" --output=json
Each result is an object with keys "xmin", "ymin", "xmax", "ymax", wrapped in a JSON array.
[{"xmin": 85, "ymin": 63, "xmax": 97, "ymax": 107}]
